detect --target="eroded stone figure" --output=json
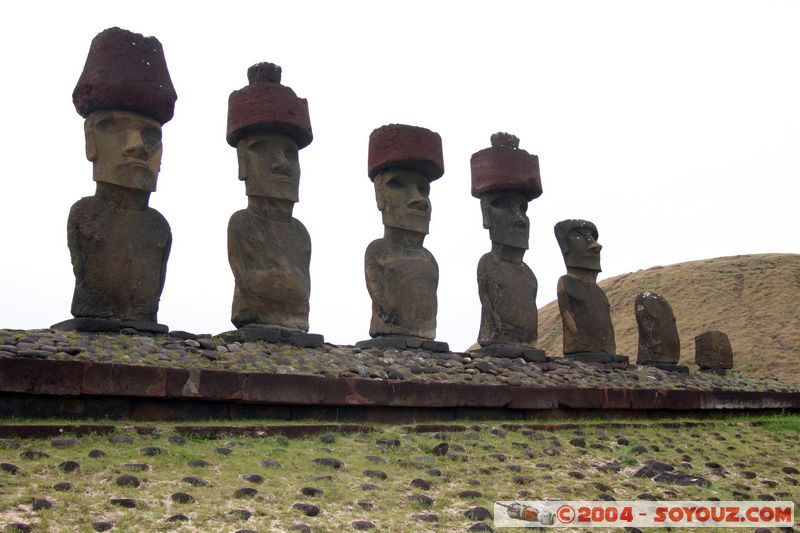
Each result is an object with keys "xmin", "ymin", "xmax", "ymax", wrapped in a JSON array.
[
  {"xmin": 695, "ymin": 330, "xmax": 733, "ymax": 374},
  {"xmin": 225, "ymin": 63, "xmax": 322, "ymax": 346},
  {"xmin": 555, "ymin": 219, "xmax": 626, "ymax": 362},
  {"xmin": 53, "ymin": 27, "xmax": 177, "ymax": 334},
  {"xmin": 635, "ymin": 291, "xmax": 682, "ymax": 369},
  {"xmin": 471, "ymin": 133, "xmax": 545, "ymax": 360},
  {"xmin": 358, "ymin": 124, "xmax": 448, "ymax": 352}
]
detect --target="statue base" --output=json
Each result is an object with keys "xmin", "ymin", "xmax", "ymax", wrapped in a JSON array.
[
  {"xmin": 474, "ymin": 343, "xmax": 547, "ymax": 362},
  {"xmin": 564, "ymin": 352, "xmax": 629, "ymax": 364},
  {"xmin": 219, "ymin": 324, "xmax": 324, "ymax": 348},
  {"xmin": 699, "ymin": 367, "xmax": 728, "ymax": 376},
  {"xmin": 639, "ymin": 362, "xmax": 689, "ymax": 373},
  {"xmin": 356, "ymin": 336, "xmax": 450, "ymax": 353},
  {"xmin": 51, "ymin": 317, "xmax": 169, "ymax": 335}
]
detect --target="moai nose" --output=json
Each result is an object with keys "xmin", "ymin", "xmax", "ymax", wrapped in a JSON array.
[
  {"xmin": 589, "ymin": 242, "xmax": 603, "ymax": 253},
  {"xmin": 123, "ymin": 130, "xmax": 147, "ymax": 158}
]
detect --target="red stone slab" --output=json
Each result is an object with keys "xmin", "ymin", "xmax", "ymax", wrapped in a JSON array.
[
  {"xmin": 243, "ymin": 374, "xmax": 390, "ymax": 405},
  {"xmin": 0, "ymin": 424, "xmax": 114, "ymax": 438},
  {"xmin": 388, "ymin": 381, "xmax": 511, "ymax": 408},
  {"xmin": 0, "ymin": 359, "xmax": 83, "ymax": 396},
  {"xmin": 81, "ymin": 362, "xmax": 165, "ymax": 397},
  {"xmin": 173, "ymin": 424, "xmax": 374, "ymax": 439}
]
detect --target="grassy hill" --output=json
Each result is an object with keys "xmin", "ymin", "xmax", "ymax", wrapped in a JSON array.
[{"xmin": 537, "ymin": 253, "xmax": 800, "ymax": 380}]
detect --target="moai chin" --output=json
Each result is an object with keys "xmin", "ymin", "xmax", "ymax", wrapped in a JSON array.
[
  {"xmin": 225, "ymin": 63, "xmax": 323, "ymax": 347},
  {"xmin": 554, "ymin": 219, "xmax": 628, "ymax": 363},
  {"xmin": 356, "ymin": 124, "xmax": 449, "ymax": 353},
  {"xmin": 470, "ymin": 133, "xmax": 546, "ymax": 361},
  {"xmin": 52, "ymin": 27, "xmax": 177, "ymax": 335},
  {"xmin": 635, "ymin": 291, "xmax": 687, "ymax": 372}
]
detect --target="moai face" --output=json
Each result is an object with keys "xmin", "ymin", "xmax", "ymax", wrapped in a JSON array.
[
  {"xmin": 85, "ymin": 110, "xmax": 163, "ymax": 192},
  {"xmin": 374, "ymin": 168, "xmax": 431, "ymax": 234},
  {"xmin": 237, "ymin": 131, "xmax": 301, "ymax": 202},
  {"xmin": 481, "ymin": 190, "xmax": 530, "ymax": 250},
  {"xmin": 558, "ymin": 221, "xmax": 602, "ymax": 272}
]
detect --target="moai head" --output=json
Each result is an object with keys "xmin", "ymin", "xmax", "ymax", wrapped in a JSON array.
[
  {"xmin": 73, "ymin": 27, "xmax": 177, "ymax": 192},
  {"xmin": 227, "ymin": 62, "xmax": 312, "ymax": 202},
  {"xmin": 471, "ymin": 133, "xmax": 542, "ymax": 250},
  {"xmin": 368, "ymin": 124, "xmax": 444, "ymax": 235},
  {"xmin": 554, "ymin": 219, "xmax": 603, "ymax": 272}
]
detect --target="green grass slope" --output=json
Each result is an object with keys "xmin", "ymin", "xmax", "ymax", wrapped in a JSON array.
[{"xmin": 537, "ymin": 253, "xmax": 800, "ymax": 379}]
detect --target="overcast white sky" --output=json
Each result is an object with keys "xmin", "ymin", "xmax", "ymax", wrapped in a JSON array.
[{"xmin": 1, "ymin": 1, "xmax": 798, "ymax": 351}]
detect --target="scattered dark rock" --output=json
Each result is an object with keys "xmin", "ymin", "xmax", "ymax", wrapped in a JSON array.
[
  {"xmin": 569, "ymin": 438, "xmax": 586, "ymax": 447},
  {"xmin": 58, "ymin": 460, "xmax": 80, "ymax": 473},
  {"xmin": 110, "ymin": 435, "xmax": 133, "ymax": 445},
  {"xmin": 242, "ymin": 474, "xmax": 264, "ymax": 484},
  {"xmin": 459, "ymin": 490, "xmax": 483, "ymax": 498},
  {"xmin": 292, "ymin": 503, "xmax": 320, "ymax": 517},
  {"xmin": 467, "ymin": 524, "xmax": 493, "ymax": 532},
  {"xmin": 653, "ymin": 471, "xmax": 711, "ymax": 488},
  {"xmin": 91, "ymin": 521, "xmax": 113, "ymax": 531},
  {"xmin": 171, "ymin": 492, "xmax": 194, "ymax": 504},
  {"xmin": 782, "ymin": 466, "xmax": 800, "ymax": 475},
  {"xmin": 166, "ymin": 515, "xmax": 189, "ymax": 523},
  {"xmin": 464, "ymin": 506, "xmax": 492, "ymax": 521},
  {"xmin": 214, "ymin": 447, "xmax": 233, "ymax": 456},
  {"xmin": 51, "ymin": 438, "xmax": 78, "ymax": 449},
  {"xmin": 110, "ymin": 498, "xmax": 136, "ymax": 508},
  {"xmin": 1, "ymin": 463, "xmax": 19, "ymax": 475},
  {"xmin": 364, "ymin": 470, "xmax": 386, "ymax": 480},
  {"xmin": 351, "ymin": 521, "xmax": 375, "ymax": 530},
  {"xmin": 314, "ymin": 457, "xmax": 343, "ymax": 469},
  {"xmin": 761, "ymin": 480, "xmax": 779, "ymax": 488},
  {"xmin": 594, "ymin": 482, "xmax": 613, "ymax": 492},
  {"xmin": 488, "ymin": 453, "xmax": 506, "ymax": 462},
  {"xmin": 4, "ymin": 524, "xmax": 32, "ymax": 533},
  {"xmin": 568, "ymin": 471, "xmax": 585, "ymax": 479},
  {"xmin": 634, "ymin": 460, "xmax": 675, "ymax": 478},
  {"xmin": 512, "ymin": 475, "xmax": 532, "ymax": 485},
  {"xmin": 228, "ymin": 509, "xmax": 252, "ymax": 520},
  {"xmin": 140, "ymin": 446, "xmax": 165, "ymax": 457},
  {"xmin": 289, "ymin": 525, "xmax": 311, "ymax": 533},
  {"xmin": 411, "ymin": 478, "xmax": 431, "ymax": 490},
  {"xmin": 88, "ymin": 450, "xmax": 107, "ymax": 459},
  {"xmin": 320, "ymin": 433, "xmax": 336, "ymax": 444},
  {"xmin": 115, "ymin": 475, "xmax": 140, "ymax": 488},
  {"xmin": 182, "ymin": 476, "xmax": 209, "ymax": 487},
  {"xmin": 415, "ymin": 513, "xmax": 439, "ymax": 522},
  {"xmin": 53, "ymin": 482, "xmax": 72, "ymax": 492},
  {"xmin": 376, "ymin": 438, "xmax": 400, "ymax": 448},
  {"xmin": 705, "ymin": 461, "xmax": 722, "ymax": 469},
  {"xmin": 432, "ymin": 442, "xmax": 449, "ymax": 456},
  {"xmin": 188, "ymin": 459, "xmax": 210, "ymax": 467},
  {"xmin": 425, "ymin": 468, "xmax": 442, "ymax": 477},
  {"xmin": 123, "ymin": 463, "xmax": 149, "ymax": 472},
  {"xmin": 357, "ymin": 501, "xmax": 374, "ymax": 511},
  {"xmin": 260, "ymin": 459, "xmax": 282, "ymax": 468},
  {"xmin": 365, "ymin": 455, "xmax": 384, "ymax": 464},
  {"xmin": 234, "ymin": 487, "xmax": 258, "ymax": 498},
  {"xmin": 300, "ymin": 487, "xmax": 323, "ymax": 497},
  {"xmin": 20, "ymin": 450, "xmax": 49, "ymax": 460},
  {"xmin": 168, "ymin": 436, "xmax": 186, "ymax": 445},
  {"xmin": 637, "ymin": 493, "xmax": 656, "ymax": 500},
  {"xmin": 631, "ymin": 444, "xmax": 648, "ymax": 454},
  {"xmin": 407, "ymin": 494, "xmax": 434, "ymax": 506},
  {"xmin": 360, "ymin": 483, "xmax": 379, "ymax": 491},
  {"xmin": 31, "ymin": 498, "xmax": 52, "ymax": 511},
  {"xmin": 490, "ymin": 428, "xmax": 507, "ymax": 438},
  {"xmin": 0, "ymin": 441, "xmax": 19, "ymax": 449},
  {"xmin": 311, "ymin": 475, "xmax": 333, "ymax": 482}
]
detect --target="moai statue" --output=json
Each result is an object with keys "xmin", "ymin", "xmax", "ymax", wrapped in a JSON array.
[
  {"xmin": 635, "ymin": 291, "xmax": 687, "ymax": 372},
  {"xmin": 695, "ymin": 330, "xmax": 733, "ymax": 374},
  {"xmin": 470, "ymin": 133, "xmax": 546, "ymax": 361},
  {"xmin": 554, "ymin": 220, "xmax": 628, "ymax": 363},
  {"xmin": 225, "ymin": 62, "xmax": 323, "ymax": 347},
  {"xmin": 52, "ymin": 27, "xmax": 177, "ymax": 335},
  {"xmin": 356, "ymin": 124, "xmax": 449, "ymax": 353}
]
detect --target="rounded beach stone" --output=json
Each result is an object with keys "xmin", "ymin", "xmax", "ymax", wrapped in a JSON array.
[
  {"xmin": 115, "ymin": 475, "xmax": 140, "ymax": 488},
  {"xmin": 242, "ymin": 473, "xmax": 264, "ymax": 484},
  {"xmin": 360, "ymin": 483, "xmax": 379, "ymax": 491},
  {"xmin": 110, "ymin": 498, "xmax": 136, "ymax": 508},
  {"xmin": 459, "ymin": 490, "xmax": 483, "ymax": 499},
  {"xmin": 20, "ymin": 450, "xmax": 49, "ymax": 460},
  {"xmin": 351, "ymin": 520, "xmax": 375, "ymax": 530},
  {"xmin": 234, "ymin": 487, "xmax": 258, "ymax": 498},
  {"xmin": 464, "ymin": 506, "xmax": 492, "ymax": 521},
  {"xmin": 314, "ymin": 457, "xmax": 343, "ymax": 468},
  {"xmin": 110, "ymin": 435, "xmax": 133, "ymax": 445},
  {"xmin": 1, "ymin": 463, "xmax": 19, "ymax": 475},
  {"xmin": 431, "ymin": 442, "xmax": 449, "ymax": 456},
  {"xmin": 364, "ymin": 470, "xmax": 386, "ymax": 480},
  {"xmin": 407, "ymin": 494, "xmax": 433, "ymax": 506},
  {"xmin": 58, "ymin": 460, "xmax": 80, "ymax": 473},
  {"xmin": 410, "ymin": 478, "xmax": 431, "ymax": 490},
  {"xmin": 319, "ymin": 434, "xmax": 336, "ymax": 444},
  {"xmin": 357, "ymin": 501, "xmax": 374, "ymax": 511},
  {"xmin": 214, "ymin": 447, "xmax": 233, "ymax": 456},
  {"xmin": 91, "ymin": 521, "xmax": 113, "ymax": 531},
  {"xmin": 292, "ymin": 503, "xmax": 320, "ymax": 517},
  {"xmin": 468, "ymin": 523, "xmax": 493, "ymax": 531},
  {"xmin": 88, "ymin": 450, "xmax": 107, "ymax": 458},
  {"xmin": 171, "ymin": 492, "xmax": 194, "ymax": 504},
  {"xmin": 53, "ymin": 482, "xmax": 72, "ymax": 492},
  {"xmin": 31, "ymin": 498, "xmax": 52, "ymax": 511},
  {"xmin": 228, "ymin": 509, "xmax": 252, "ymax": 520},
  {"xmin": 182, "ymin": 476, "xmax": 209, "ymax": 487},
  {"xmin": 4, "ymin": 524, "xmax": 32, "ymax": 533},
  {"xmin": 140, "ymin": 446, "xmax": 165, "ymax": 456},
  {"xmin": 300, "ymin": 487, "xmax": 323, "ymax": 497}
]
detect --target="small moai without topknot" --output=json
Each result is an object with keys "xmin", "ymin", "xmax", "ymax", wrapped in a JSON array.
[
  {"xmin": 53, "ymin": 27, "xmax": 177, "ymax": 335},
  {"xmin": 635, "ymin": 291, "xmax": 687, "ymax": 372},
  {"xmin": 225, "ymin": 62, "xmax": 324, "ymax": 347},
  {"xmin": 554, "ymin": 219, "xmax": 628, "ymax": 363},
  {"xmin": 356, "ymin": 124, "xmax": 449, "ymax": 352},
  {"xmin": 470, "ymin": 133, "xmax": 546, "ymax": 361},
  {"xmin": 695, "ymin": 330, "xmax": 734, "ymax": 374}
]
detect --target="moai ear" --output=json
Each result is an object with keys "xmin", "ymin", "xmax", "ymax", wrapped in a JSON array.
[
  {"xmin": 84, "ymin": 118, "xmax": 97, "ymax": 162},
  {"xmin": 236, "ymin": 145, "xmax": 248, "ymax": 181},
  {"xmin": 480, "ymin": 198, "xmax": 492, "ymax": 230},
  {"xmin": 373, "ymin": 175, "xmax": 386, "ymax": 211}
]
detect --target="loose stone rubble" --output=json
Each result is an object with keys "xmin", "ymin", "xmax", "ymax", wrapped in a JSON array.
[{"xmin": 0, "ymin": 329, "xmax": 797, "ymax": 393}]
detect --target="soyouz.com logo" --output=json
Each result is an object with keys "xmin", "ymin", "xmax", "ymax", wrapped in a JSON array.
[{"xmin": 494, "ymin": 501, "xmax": 794, "ymax": 528}]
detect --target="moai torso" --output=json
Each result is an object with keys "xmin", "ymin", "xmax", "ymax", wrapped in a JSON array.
[
  {"xmin": 635, "ymin": 291, "xmax": 680, "ymax": 364},
  {"xmin": 68, "ymin": 195, "xmax": 171, "ymax": 322},
  {"xmin": 365, "ymin": 238, "xmax": 438, "ymax": 339},
  {"xmin": 228, "ymin": 209, "xmax": 311, "ymax": 331},
  {"xmin": 477, "ymin": 253, "xmax": 538, "ymax": 347},
  {"xmin": 557, "ymin": 274, "xmax": 616, "ymax": 355}
]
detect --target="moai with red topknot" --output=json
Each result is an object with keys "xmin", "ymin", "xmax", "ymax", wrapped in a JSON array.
[
  {"xmin": 225, "ymin": 62, "xmax": 323, "ymax": 347},
  {"xmin": 53, "ymin": 27, "xmax": 177, "ymax": 334},
  {"xmin": 470, "ymin": 133, "xmax": 546, "ymax": 361},
  {"xmin": 356, "ymin": 124, "xmax": 449, "ymax": 352}
]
